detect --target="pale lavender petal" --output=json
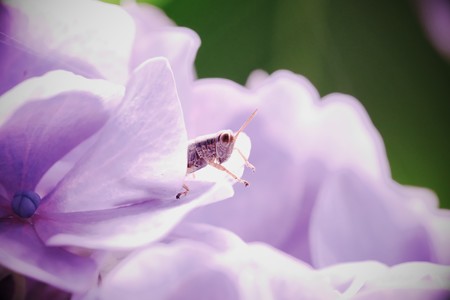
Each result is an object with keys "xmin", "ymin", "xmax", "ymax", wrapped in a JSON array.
[
  {"xmin": 0, "ymin": 221, "xmax": 97, "ymax": 293},
  {"xmin": 0, "ymin": 71, "xmax": 120, "ymax": 203},
  {"xmin": 426, "ymin": 208, "xmax": 450, "ymax": 264},
  {"xmin": 184, "ymin": 72, "xmax": 389, "ymax": 263},
  {"xmin": 1, "ymin": 0, "xmax": 135, "ymax": 94},
  {"xmin": 99, "ymin": 240, "xmax": 240, "ymax": 300},
  {"xmin": 124, "ymin": 2, "xmax": 200, "ymax": 100},
  {"xmin": 169, "ymin": 223, "xmax": 247, "ymax": 252},
  {"xmin": 41, "ymin": 58, "xmax": 187, "ymax": 212},
  {"xmin": 35, "ymin": 182, "xmax": 233, "ymax": 250},
  {"xmin": 320, "ymin": 261, "xmax": 450, "ymax": 299},
  {"xmin": 98, "ymin": 229, "xmax": 336, "ymax": 300},
  {"xmin": 310, "ymin": 170, "xmax": 435, "ymax": 268},
  {"xmin": 355, "ymin": 289, "xmax": 450, "ymax": 300}
]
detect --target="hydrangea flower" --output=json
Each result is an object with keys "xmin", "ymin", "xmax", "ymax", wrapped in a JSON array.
[{"xmin": 0, "ymin": 0, "xmax": 249, "ymax": 295}]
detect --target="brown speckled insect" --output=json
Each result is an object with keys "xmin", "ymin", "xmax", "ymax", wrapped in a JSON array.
[{"xmin": 176, "ymin": 109, "xmax": 258, "ymax": 199}]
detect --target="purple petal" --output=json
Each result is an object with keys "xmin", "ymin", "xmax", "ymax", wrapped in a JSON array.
[
  {"xmin": 0, "ymin": 0, "xmax": 135, "ymax": 94},
  {"xmin": 0, "ymin": 221, "xmax": 97, "ymax": 293},
  {"xmin": 24, "ymin": 278, "xmax": 71, "ymax": 300},
  {"xmin": 184, "ymin": 72, "xmax": 389, "ymax": 263},
  {"xmin": 426, "ymin": 208, "xmax": 450, "ymax": 264},
  {"xmin": 98, "ymin": 229, "xmax": 336, "ymax": 300},
  {"xmin": 0, "ymin": 207, "xmax": 9, "ymax": 218},
  {"xmin": 124, "ymin": 2, "xmax": 200, "ymax": 100},
  {"xmin": 417, "ymin": 0, "xmax": 450, "ymax": 60},
  {"xmin": 0, "ymin": 71, "xmax": 119, "ymax": 203},
  {"xmin": 309, "ymin": 170, "xmax": 435, "ymax": 267},
  {"xmin": 169, "ymin": 223, "xmax": 247, "ymax": 252},
  {"xmin": 320, "ymin": 261, "xmax": 450, "ymax": 299},
  {"xmin": 35, "ymin": 182, "xmax": 233, "ymax": 250},
  {"xmin": 41, "ymin": 58, "xmax": 187, "ymax": 213}
]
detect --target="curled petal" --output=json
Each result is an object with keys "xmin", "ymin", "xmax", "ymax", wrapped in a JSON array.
[
  {"xmin": 0, "ymin": 71, "xmax": 121, "ymax": 202},
  {"xmin": 124, "ymin": 2, "xmax": 200, "ymax": 100},
  {"xmin": 320, "ymin": 261, "xmax": 450, "ymax": 299},
  {"xmin": 169, "ymin": 223, "xmax": 247, "ymax": 252},
  {"xmin": 0, "ymin": 221, "xmax": 97, "ymax": 293},
  {"xmin": 35, "ymin": 182, "xmax": 233, "ymax": 250},
  {"xmin": 41, "ymin": 58, "xmax": 187, "ymax": 213}
]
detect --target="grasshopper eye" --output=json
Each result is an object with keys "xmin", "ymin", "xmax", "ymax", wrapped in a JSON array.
[{"xmin": 220, "ymin": 132, "xmax": 231, "ymax": 144}]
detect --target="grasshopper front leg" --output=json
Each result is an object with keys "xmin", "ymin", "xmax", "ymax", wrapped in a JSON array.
[{"xmin": 209, "ymin": 162, "xmax": 249, "ymax": 186}]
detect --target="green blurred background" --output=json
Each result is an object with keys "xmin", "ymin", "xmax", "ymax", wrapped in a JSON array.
[{"xmin": 118, "ymin": 0, "xmax": 450, "ymax": 207}]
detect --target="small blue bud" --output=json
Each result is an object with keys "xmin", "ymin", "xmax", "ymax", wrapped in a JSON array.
[{"xmin": 11, "ymin": 191, "xmax": 41, "ymax": 218}]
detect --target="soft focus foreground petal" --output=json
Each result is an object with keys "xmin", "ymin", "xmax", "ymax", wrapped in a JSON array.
[
  {"xmin": 0, "ymin": 0, "xmax": 134, "ymax": 95},
  {"xmin": 97, "ymin": 229, "xmax": 336, "ymax": 300},
  {"xmin": 0, "ymin": 207, "xmax": 9, "ymax": 218},
  {"xmin": 0, "ymin": 70, "xmax": 119, "ymax": 200},
  {"xmin": 0, "ymin": 221, "xmax": 97, "ymax": 293},
  {"xmin": 124, "ymin": 2, "xmax": 200, "ymax": 100},
  {"xmin": 23, "ymin": 278, "xmax": 71, "ymax": 300},
  {"xmin": 0, "ymin": 276, "xmax": 72, "ymax": 300},
  {"xmin": 310, "ymin": 170, "xmax": 445, "ymax": 268},
  {"xmin": 35, "ymin": 182, "xmax": 233, "ymax": 250},
  {"xmin": 427, "ymin": 208, "xmax": 450, "ymax": 264},
  {"xmin": 320, "ymin": 261, "xmax": 450, "ymax": 300},
  {"xmin": 185, "ymin": 71, "xmax": 388, "ymax": 263},
  {"xmin": 41, "ymin": 58, "xmax": 187, "ymax": 212}
]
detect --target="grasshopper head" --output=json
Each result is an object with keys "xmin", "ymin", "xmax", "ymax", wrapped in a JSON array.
[
  {"xmin": 215, "ymin": 109, "xmax": 258, "ymax": 164},
  {"xmin": 216, "ymin": 130, "xmax": 235, "ymax": 163}
]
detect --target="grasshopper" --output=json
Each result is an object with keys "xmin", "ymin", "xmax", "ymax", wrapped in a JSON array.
[{"xmin": 176, "ymin": 109, "xmax": 258, "ymax": 199}]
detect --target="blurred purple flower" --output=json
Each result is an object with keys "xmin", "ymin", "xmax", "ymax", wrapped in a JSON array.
[
  {"xmin": 183, "ymin": 70, "xmax": 450, "ymax": 268},
  {"xmin": 417, "ymin": 0, "xmax": 450, "ymax": 61}
]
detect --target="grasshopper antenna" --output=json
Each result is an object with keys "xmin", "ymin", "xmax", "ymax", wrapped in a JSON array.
[{"xmin": 235, "ymin": 109, "xmax": 258, "ymax": 139}]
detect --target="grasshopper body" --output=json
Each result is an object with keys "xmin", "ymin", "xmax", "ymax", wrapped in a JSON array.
[
  {"xmin": 176, "ymin": 110, "xmax": 257, "ymax": 199},
  {"xmin": 187, "ymin": 130, "xmax": 235, "ymax": 174}
]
